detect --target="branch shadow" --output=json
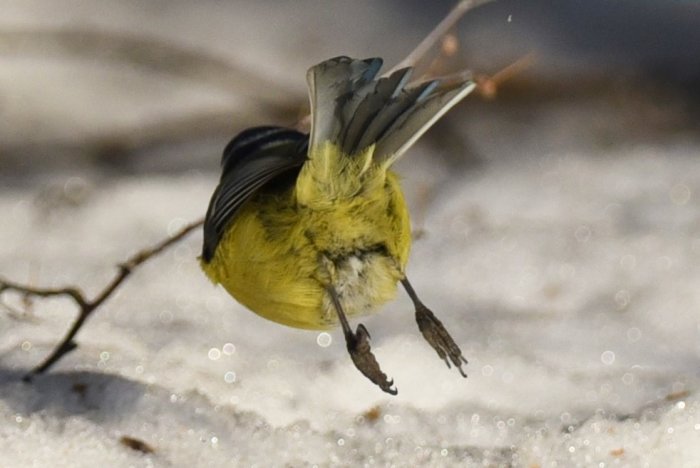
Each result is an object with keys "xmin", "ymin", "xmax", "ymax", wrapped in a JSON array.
[{"xmin": 0, "ymin": 367, "xmax": 147, "ymax": 421}]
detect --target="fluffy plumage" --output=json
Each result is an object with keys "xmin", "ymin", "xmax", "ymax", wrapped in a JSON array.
[{"xmin": 201, "ymin": 56, "xmax": 474, "ymax": 329}]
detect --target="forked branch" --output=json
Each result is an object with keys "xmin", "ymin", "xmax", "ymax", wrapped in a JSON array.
[{"xmin": 1, "ymin": 219, "xmax": 203, "ymax": 380}]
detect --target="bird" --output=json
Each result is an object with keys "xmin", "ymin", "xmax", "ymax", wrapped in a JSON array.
[{"xmin": 200, "ymin": 56, "xmax": 475, "ymax": 394}]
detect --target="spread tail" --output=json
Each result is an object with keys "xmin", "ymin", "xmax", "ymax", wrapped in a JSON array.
[
  {"xmin": 306, "ymin": 56, "xmax": 475, "ymax": 168},
  {"xmin": 296, "ymin": 56, "xmax": 474, "ymax": 207}
]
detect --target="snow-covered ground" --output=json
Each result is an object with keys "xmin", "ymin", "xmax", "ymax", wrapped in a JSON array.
[
  {"xmin": 2, "ymin": 1, "xmax": 699, "ymax": 466},
  {"xmin": 2, "ymin": 105, "xmax": 699, "ymax": 465}
]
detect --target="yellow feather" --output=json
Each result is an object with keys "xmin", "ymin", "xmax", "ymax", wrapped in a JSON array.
[{"xmin": 201, "ymin": 142, "xmax": 411, "ymax": 330}]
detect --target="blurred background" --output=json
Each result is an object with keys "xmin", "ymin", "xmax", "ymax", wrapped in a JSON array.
[{"xmin": 1, "ymin": 0, "xmax": 698, "ymax": 179}]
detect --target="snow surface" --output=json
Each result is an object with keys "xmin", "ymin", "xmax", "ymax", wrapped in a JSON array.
[
  {"xmin": 2, "ymin": 117, "xmax": 700, "ymax": 466},
  {"xmin": 1, "ymin": 0, "xmax": 699, "ymax": 465}
]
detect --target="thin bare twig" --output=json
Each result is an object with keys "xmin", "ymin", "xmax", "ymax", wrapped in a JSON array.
[
  {"xmin": 388, "ymin": 0, "xmax": 495, "ymax": 76},
  {"xmin": 296, "ymin": 0, "xmax": 494, "ymax": 133},
  {"xmin": 0, "ymin": 218, "xmax": 203, "ymax": 380},
  {"xmin": 475, "ymin": 53, "xmax": 536, "ymax": 99}
]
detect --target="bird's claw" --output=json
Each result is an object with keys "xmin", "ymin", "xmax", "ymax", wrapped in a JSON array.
[
  {"xmin": 346, "ymin": 323, "xmax": 397, "ymax": 395},
  {"xmin": 415, "ymin": 304, "xmax": 468, "ymax": 378}
]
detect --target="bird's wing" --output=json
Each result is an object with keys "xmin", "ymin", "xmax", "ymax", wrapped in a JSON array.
[{"xmin": 202, "ymin": 126, "xmax": 308, "ymax": 262}]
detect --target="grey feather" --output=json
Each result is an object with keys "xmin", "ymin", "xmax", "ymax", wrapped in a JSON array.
[
  {"xmin": 373, "ymin": 81, "xmax": 476, "ymax": 165},
  {"xmin": 307, "ymin": 56, "xmax": 383, "ymax": 150},
  {"xmin": 306, "ymin": 56, "xmax": 475, "ymax": 165},
  {"xmin": 353, "ymin": 79, "xmax": 436, "ymax": 153},
  {"xmin": 340, "ymin": 67, "xmax": 414, "ymax": 155}
]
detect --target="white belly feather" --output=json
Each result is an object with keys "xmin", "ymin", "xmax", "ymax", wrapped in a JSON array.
[{"xmin": 320, "ymin": 252, "xmax": 402, "ymax": 325}]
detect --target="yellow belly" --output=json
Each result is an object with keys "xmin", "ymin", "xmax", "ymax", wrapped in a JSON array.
[{"xmin": 200, "ymin": 171, "xmax": 411, "ymax": 330}]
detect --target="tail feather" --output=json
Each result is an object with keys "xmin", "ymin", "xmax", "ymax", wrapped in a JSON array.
[
  {"xmin": 306, "ymin": 57, "xmax": 475, "ymax": 166},
  {"xmin": 307, "ymin": 56, "xmax": 383, "ymax": 151},
  {"xmin": 340, "ymin": 67, "xmax": 413, "ymax": 155},
  {"xmin": 354, "ymin": 79, "xmax": 437, "ymax": 154},
  {"xmin": 373, "ymin": 79, "xmax": 475, "ymax": 167}
]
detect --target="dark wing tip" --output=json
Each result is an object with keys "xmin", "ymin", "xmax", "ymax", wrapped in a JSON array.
[
  {"xmin": 201, "ymin": 185, "xmax": 221, "ymax": 263},
  {"xmin": 201, "ymin": 245, "xmax": 214, "ymax": 263},
  {"xmin": 202, "ymin": 127, "xmax": 308, "ymax": 261}
]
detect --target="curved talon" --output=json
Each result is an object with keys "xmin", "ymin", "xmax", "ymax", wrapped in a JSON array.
[
  {"xmin": 383, "ymin": 380, "xmax": 398, "ymax": 395},
  {"xmin": 357, "ymin": 323, "xmax": 371, "ymax": 339},
  {"xmin": 328, "ymin": 288, "xmax": 397, "ymax": 395},
  {"xmin": 456, "ymin": 365, "xmax": 468, "ymax": 378},
  {"xmin": 348, "ymin": 323, "xmax": 397, "ymax": 395}
]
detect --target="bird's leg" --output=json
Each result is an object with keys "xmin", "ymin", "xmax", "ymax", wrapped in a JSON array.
[
  {"xmin": 401, "ymin": 277, "xmax": 468, "ymax": 377},
  {"xmin": 327, "ymin": 287, "xmax": 397, "ymax": 395}
]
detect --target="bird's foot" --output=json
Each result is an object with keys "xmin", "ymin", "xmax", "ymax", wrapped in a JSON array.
[
  {"xmin": 415, "ymin": 304, "xmax": 468, "ymax": 377},
  {"xmin": 346, "ymin": 324, "xmax": 397, "ymax": 395}
]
